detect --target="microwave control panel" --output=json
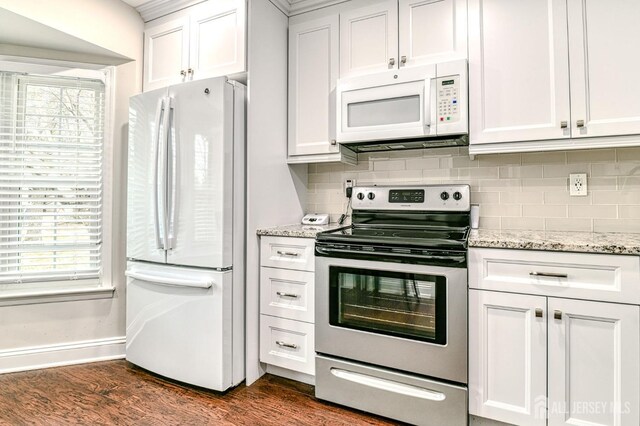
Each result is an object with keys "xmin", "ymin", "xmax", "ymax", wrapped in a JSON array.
[{"xmin": 437, "ymin": 76, "xmax": 460, "ymax": 124}]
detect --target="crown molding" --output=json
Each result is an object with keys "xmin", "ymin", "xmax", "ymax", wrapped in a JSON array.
[{"xmin": 136, "ymin": 0, "xmax": 349, "ymax": 20}]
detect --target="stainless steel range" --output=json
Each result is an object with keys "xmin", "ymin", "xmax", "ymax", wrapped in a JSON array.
[{"xmin": 315, "ymin": 184, "xmax": 470, "ymax": 426}]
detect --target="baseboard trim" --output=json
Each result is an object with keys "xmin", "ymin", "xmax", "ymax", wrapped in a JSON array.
[
  {"xmin": 266, "ymin": 364, "xmax": 315, "ymax": 386},
  {"xmin": 0, "ymin": 336, "xmax": 126, "ymax": 374}
]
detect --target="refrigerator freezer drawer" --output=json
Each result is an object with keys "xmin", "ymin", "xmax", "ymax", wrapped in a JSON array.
[
  {"xmin": 316, "ymin": 355, "xmax": 467, "ymax": 426},
  {"xmin": 125, "ymin": 261, "xmax": 238, "ymax": 391}
]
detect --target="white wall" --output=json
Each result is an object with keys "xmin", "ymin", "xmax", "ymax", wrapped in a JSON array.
[
  {"xmin": 0, "ymin": 0, "xmax": 143, "ymax": 370},
  {"xmin": 245, "ymin": 0, "xmax": 308, "ymax": 385}
]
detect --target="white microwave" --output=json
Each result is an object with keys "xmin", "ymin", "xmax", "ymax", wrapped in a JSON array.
[{"xmin": 336, "ymin": 59, "xmax": 468, "ymax": 149}]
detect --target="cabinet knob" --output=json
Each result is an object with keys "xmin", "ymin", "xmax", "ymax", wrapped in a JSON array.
[
  {"xmin": 187, "ymin": 68, "xmax": 194, "ymax": 75},
  {"xmin": 535, "ymin": 308, "xmax": 543, "ymax": 318},
  {"xmin": 389, "ymin": 58, "xmax": 396, "ymax": 66},
  {"xmin": 554, "ymin": 310, "xmax": 563, "ymax": 320},
  {"xmin": 180, "ymin": 70, "xmax": 187, "ymax": 77},
  {"xmin": 577, "ymin": 119, "xmax": 585, "ymax": 128},
  {"xmin": 560, "ymin": 121, "xmax": 568, "ymax": 129},
  {"xmin": 330, "ymin": 139, "xmax": 337, "ymax": 146},
  {"xmin": 400, "ymin": 56, "xmax": 407, "ymax": 66}
]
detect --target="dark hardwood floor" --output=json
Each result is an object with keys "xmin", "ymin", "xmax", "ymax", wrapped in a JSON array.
[{"xmin": 0, "ymin": 360, "xmax": 399, "ymax": 425}]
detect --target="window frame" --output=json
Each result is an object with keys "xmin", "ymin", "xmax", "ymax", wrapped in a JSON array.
[{"xmin": 0, "ymin": 61, "xmax": 115, "ymax": 306}]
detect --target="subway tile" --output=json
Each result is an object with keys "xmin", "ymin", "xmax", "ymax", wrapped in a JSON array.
[
  {"xmin": 619, "ymin": 205, "xmax": 640, "ymax": 218},
  {"xmin": 545, "ymin": 218, "xmax": 592, "ymax": 232},
  {"xmin": 471, "ymin": 192, "xmax": 500, "ymax": 204},
  {"xmin": 423, "ymin": 168, "xmax": 459, "ymax": 179},
  {"xmin": 406, "ymin": 157, "xmax": 440, "ymax": 170},
  {"xmin": 522, "ymin": 178, "xmax": 567, "ymax": 192},
  {"xmin": 567, "ymin": 149, "xmax": 615, "ymax": 163},
  {"xmin": 478, "ymin": 217, "xmax": 501, "ymax": 230},
  {"xmin": 481, "ymin": 204, "xmax": 521, "ymax": 217},
  {"xmin": 543, "ymin": 191, "xmax": 592, "ymax": 205},
  {"xmin": 478, "ymin": 179, "xmax": 520, "ymax": 192},
  {"xmin": 425, "ymin": 147, "xmax": 460, "ymax": 157},
  {"xmin": 499, "ymin": 165, "xmax": 543, "ymax": 179},
  {"xmin": 593, "ymin": 190, "xmax": 640, "ymax": 205},
  {"xmin": 452, "ymin": 155, "xmax": 479, "ymax": 168},
  {"xmin": 616, "ymin": 147, "xmax": 640, "ymax": 161},
  {"xmin": 522, "ymin": 205, "xmax": 567, "ymax": 218},
  {"xmin": 355, "ymin": 171, "xmax": 390, "ymax": 183},
  {"xmin": 591, "ymin": 162, "xmax": 640, "ymax": 177},
  {"xmin": 594, "ymin": 219, "xmax": 640, "ymax": 233},
  {"xmin": 568, "ymin": 205, "xmax": 617, "ymax": 219},
  {"xmin": 373, "ymin": 159, "xmax": 405, "ymax": 171},
  {"xmin": 501, "ymin": 217, "xmax": 545, "ymax": 231},
  {"xmin": 618, "ymin": 176, "xmax": 640, "ymax": 190},
  {"xmin": 388, "ymin": 170, "xmax": 423, "ymax": 181},
  {"xmin": 477, "ymin": 153, "xmax": 521, "ymax": 167},
  {"xmin": 500, "ymin": 191, "xmax": 544, "ymax": 205},
  {"xmin": 307, "ymin": 172, "xmax": 340, "ymax": 184},
  {"xmin": 542, "ymin": 163, "xmax": 589, "ymax": 178},
  {"xmin": 522, "ymin": 151, "xmax": 566, "ymax": 164},
  {"xmin": 458, "ymin": 167, "xmax": 500, "ymax": 179},
  {"xmin": 588, "ymin": 177, "xmax": 617, "ymax": 191}
]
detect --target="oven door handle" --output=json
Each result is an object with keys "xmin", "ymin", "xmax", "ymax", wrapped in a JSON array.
[
  {"xmin": 315, "ymin": 245, "xmax": 465, "ymax": 263},
  {"xmin": 330, "ymin": 368, "xmax": 446, "ymax": 401}
]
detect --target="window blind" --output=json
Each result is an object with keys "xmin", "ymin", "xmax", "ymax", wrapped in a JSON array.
[{"xmin": 0, "ymin": 72, "xmax": 104, "ymax": 284}]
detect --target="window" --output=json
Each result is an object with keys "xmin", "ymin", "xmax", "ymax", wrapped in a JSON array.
[{"xmin": 0, "ymin": 71, "xmax": 105, "ymax": 287}]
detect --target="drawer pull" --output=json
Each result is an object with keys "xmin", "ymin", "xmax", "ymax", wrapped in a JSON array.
[
  {"xmin": 535, "ymin": 308, "xmax": 543, "ymax": 318},
  {"xmin": 554, "ymin": 310, "xmax": 563, "ymax": 320},
  {"xmin": 276, "ymin": 291, "xmax": 299, "ymax": 298},
  {"xmin": 275, "ymin": 341, "xmax": 298, "ymax": 349},
  {"xmin": 277, "ymin": 250, "xmax": 299, "ymax": 257},
  {"xmin": 530, "ymin": 272, "xmax": 568, "ymax": 279}
]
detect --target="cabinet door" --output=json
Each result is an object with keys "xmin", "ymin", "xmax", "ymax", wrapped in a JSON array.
[
  {"xmin": 468, "ymin": 0, "xmax": 571, "ymax": 144},
  {"xmin": 469, "ymin": 290, "xmax": 547, "ymax": 426},
  {"xmin": 339, "ymin": 0, "xmax": 398, "ymax": 78},
  {"xmin": 567, "ymin": 0, "xmax": 640, "ymax": 138},
  {"xmin": 288, "ymin": 16, "xmax": 340, "ymax": 157},
  {"xmin": 548, "ymin": 298, "xmax": 640, "ymax": 426},
  {"xmin": 189, "ymin": 0, "xmax": 246, "ymax": 81},
  {"xmin": 398, "ymin": 0, "xmax": 467, "ymax": 68},
  {"xmin": 143, "ymin": 17, "xmax": 190, "ymax": 92}
]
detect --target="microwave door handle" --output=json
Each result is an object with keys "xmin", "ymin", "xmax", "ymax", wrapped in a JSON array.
[{"xmin": 424, "ymin": 78, "xmax": 432, "ymax": 129}]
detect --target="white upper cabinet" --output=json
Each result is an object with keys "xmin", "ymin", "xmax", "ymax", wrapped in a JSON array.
[
  {"xmin": 548, "ymin": 298, "xmax": 640, "ymax": 426},
  {"xmin": 143, "ymin": 0, "xmax": 246, "ymax": 92},
  {"xmin": 288, "ymin": 16, "xmax": 340, "ymax": 157},
  {"xmin": 143, "ymin": 16, "xmax": 190, "ymax": 92},
  {"xmin": 567, "ymin": 0, "xmax": 640, "ymax": 138},
  {"xmin": 340, "ymin": 0, "xmax": 398, "ymax": 78},
  {"xmin": 468, "ymin": 0, "xmax": 571, "ymax": 145},
  {"xmin": 398, "ymin": 0, "xmax": 467, "ymax": 68},
  {"xmin": 189, "ymin": 0, "xmax": 246, "ymax": 82}
]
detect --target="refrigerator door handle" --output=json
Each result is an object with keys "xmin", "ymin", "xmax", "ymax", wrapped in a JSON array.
[
  {"xmin": 125, "ymin": 270, "xmax": 213, "ymax": 289},
  {"xmin": 153, "ymin": 97, "xmax": 167, "ymax": 250},
  {"xmin": 166, "ymin": 96, "xmax": 177, "ymax": 250}
]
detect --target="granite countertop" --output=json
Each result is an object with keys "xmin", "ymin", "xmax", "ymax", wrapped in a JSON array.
[
  {"xmin": 469, "ymin": 229, "xmax": 640, "ymax": 255},
  {"xmin": 256, "ymin": 223, "xmax": 346, "ymax": 239}
]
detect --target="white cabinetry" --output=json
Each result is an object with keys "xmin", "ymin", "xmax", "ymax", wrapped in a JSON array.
[
  {"xmin": 469, "ymin": 0, "xmax": 640, "ymax": 153},
  {"xmin": 259, "ymin": 236, "xmax": 316, "ymax": 383},
  {"xmin": 469, "ymin": 248, "xmax": 640, "ymax": 426},
  {"xmin": 143, "ymin": 0, "xmax": 246, "ymax": 92},
  {"xmin": 340, "ymin": 0, "xmax": 467, "ymax": 78}
]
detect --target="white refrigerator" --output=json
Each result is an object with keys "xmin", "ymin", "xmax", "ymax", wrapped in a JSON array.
[{"xmin": 125, "ymin": 77, "xmax": 245, "ymax": 391}]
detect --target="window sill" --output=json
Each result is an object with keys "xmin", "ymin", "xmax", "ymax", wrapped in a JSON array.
[{"xmin": 0, "ymin": 285, "xmax": 115, "ymax": 307}]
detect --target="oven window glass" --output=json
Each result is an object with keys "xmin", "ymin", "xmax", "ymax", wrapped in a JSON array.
[
  {"xmin": 347, "ymin": 95, "xmax": 421, "ymax": 127},
  {"xmin": 329, "ymin": 266, "xmax": 446, "ymax": 344}
]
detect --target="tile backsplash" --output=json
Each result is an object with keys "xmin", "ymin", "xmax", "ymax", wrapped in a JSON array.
[{"xmin": 306, "ymin": 147, "xmax": 640, "ymax": 233}]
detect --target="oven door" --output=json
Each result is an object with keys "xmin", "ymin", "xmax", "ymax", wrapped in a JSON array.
[{"xmin": 316, "ymin": 254, "xmax": 467, "ymax": 384}]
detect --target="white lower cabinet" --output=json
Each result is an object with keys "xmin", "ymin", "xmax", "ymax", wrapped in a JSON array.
[
  {"xmin": 470, "ymin": 248, "xmax": 640, "ymax": 426},
  {"xmin": 259, "ymin": 236, "xmax": 315, "ymax": 381}
]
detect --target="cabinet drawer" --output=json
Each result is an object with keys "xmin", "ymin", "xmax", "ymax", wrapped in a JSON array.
[
  {"xmin": 260, "ymin": 236, "xmax": 315, "ymax": 272},
  {"xmin": 260, "ymin": 267, "xmax": 314, "ymax": 323},
  {"xmin": 469, "ymin": 248, "xmax": 640, "ymax": 304},
  {"xmin": 260, "ymin": 315, "xmax": 315, "ymax": 375}
]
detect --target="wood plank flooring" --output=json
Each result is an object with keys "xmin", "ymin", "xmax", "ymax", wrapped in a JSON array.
[{"xmin": 0, "ymin": 360, "xmax": 399, "ymax": 425}]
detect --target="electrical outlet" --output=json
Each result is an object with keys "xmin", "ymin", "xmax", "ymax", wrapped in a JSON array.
[
  {"xmin": 569, "ymin": 173, "xmax": 588, "ymax": 196},
  {"xmin": 344, "ymin": 179, "xmax": 355, "ymax": 197}
]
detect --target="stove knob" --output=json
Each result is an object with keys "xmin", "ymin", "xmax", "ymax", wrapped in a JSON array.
[
  {"xmin": 453, "ymin": 191, "xmax": 462, "ymax": 201},
  {"xmin": 440, "ymin": 191, "xmax": 450, "ymax": 201},
  {"xmin": 367, "ymin": 192, "xmax": 375, "ymax": 200},
  {"xmin": 357, "ymin": 192, "xmax": 365, "ymax": 200}
]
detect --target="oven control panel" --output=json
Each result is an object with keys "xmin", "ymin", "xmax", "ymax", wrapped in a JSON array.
[{"xmin": 352, "ymin": 185, "xmax": 470, "ymax": 212}]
